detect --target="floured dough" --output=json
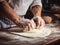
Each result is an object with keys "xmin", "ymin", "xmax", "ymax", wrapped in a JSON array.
[{"xmin": 11, "ymin": 27, "xmax": 51, "ymax": 38}]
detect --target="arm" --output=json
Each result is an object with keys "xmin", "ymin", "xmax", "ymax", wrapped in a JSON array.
[
  {"xmin": 31, "ymin": 0, "xmax": 42, "ymax": 17},
  {"xmin": 0, "ymin": 0, "xmax": 21, "ymax": 25},
  {"xmin": 31, "ymin": 5, "xmax": 45, "ymax": 29},
  {"xmin": 0, "ymin": 0, "xmax": 34, "ymax": 31},
  {"xmin": 31, "ymin": 5, "xmax": 42, "ymax": 17}
]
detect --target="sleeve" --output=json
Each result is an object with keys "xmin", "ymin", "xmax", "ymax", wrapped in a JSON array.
[{"xmin": 31, "ymin": 0, "xmax": 42, "ymax": 8}]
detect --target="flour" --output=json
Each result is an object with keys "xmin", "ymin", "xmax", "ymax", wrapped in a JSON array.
[{"xmin": 11, "ymin": 27, "xmax": 52, "ymax": 38}]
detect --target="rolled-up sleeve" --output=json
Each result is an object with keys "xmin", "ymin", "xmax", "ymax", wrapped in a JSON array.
[{"xmin": 31, "ymin": 0, "xmax": 42, "ymax": 8}]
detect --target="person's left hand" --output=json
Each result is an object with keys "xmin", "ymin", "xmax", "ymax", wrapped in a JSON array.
[{"xmin": 32, "ymin": 16, "xmax": 45, "ymax": 29}]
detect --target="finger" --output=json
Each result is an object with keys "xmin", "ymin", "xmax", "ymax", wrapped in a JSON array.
[
  {"xmin": 22, "ymin": 23, "xmax": 27, "ymax": 28},
  {"xmin": 23, "ymin": 26, "xmax": 29, "ymax": 32},
  {"xmin": 23, "ymin": 23, "xmax": 31, "ymax": 32},
  {"xmin": 31, "ymin": 20, "xmax": 36, "ymax": 29},
  {"xmin": 42, "ymin": 20, "xmax": 45, "ymax": 27},
  {"xmin": 36, "ymin": 21, "xmax": 40, "ymax": 29},
  {"xmin": 33, "ymin": 19, "xmax": 40, "ymax": 29},
  {"xmin": 27, "ymin": 22, "xmax": 32, "ymax": 31},
  {"xmin": 39, "ymin": 20, "xmax": 45, "ymax": 28}
]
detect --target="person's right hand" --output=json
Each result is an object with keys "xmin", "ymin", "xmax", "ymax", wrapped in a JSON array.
[{"xmin": 32, "ymin": 16, "xmax": 45, "ymax": 29}]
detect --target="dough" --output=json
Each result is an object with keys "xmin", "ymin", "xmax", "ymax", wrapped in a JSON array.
[{"xmin": 11, "ymin": 27, "xmax": 51, "ymax": 38}]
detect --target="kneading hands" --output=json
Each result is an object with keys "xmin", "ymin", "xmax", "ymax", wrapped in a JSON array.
[{"xmin": 17, "ymin": 5, "xmax": 45, "ymax": 31}]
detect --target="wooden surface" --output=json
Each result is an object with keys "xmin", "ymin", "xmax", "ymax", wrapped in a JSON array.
[{"xmin": 0, "ymin": 23, "xmax": 60, "ymax": 45}]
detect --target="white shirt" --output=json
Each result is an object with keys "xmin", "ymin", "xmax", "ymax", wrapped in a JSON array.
[{"xmin": 0, "ymin": 0, "xmax": 42, "ymax": 15}]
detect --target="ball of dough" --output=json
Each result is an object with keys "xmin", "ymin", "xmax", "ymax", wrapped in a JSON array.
[
  {"xmin": 42, "ymin": 16, "xmax": 52, "ymax": 23},
  {"xmin": 54, "ymin": 14, "xmax": 60, "ymax": 19}
]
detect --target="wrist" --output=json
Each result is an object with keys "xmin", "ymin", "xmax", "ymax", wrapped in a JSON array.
[
  {"xmin": 14, "ymin": 17, "xmax": 22, "ymax": 25},
  {"xmin": 34, "ymin": 14, "xmax": 41, "ymax": 17},
  {"xmin": 33, "ymin": 16, "xmax": 41, "ymax": 19}
]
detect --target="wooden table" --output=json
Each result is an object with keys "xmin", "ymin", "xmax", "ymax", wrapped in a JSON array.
[{"xmin": 0, "ymin": 23, "xmax": 60, "ymax": 45}]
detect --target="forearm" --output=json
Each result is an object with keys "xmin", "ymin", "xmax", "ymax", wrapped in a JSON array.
[
  {"xmin": 31, "ymin": 5, "xmax": 42, "ymax": 17},
  {"xmin": 0, "ymin": 1, "xmax": 21, "ymax": 24}
]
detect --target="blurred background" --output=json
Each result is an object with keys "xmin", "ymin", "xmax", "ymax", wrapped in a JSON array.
[{"xmin": 42, "ymin": 0, "xmax": 60, "ymax": 24}]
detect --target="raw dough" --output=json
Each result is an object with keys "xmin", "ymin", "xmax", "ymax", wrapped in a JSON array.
[{"xmin": 11, "ymin": 27, "xmax": 51, "ymax": 38}]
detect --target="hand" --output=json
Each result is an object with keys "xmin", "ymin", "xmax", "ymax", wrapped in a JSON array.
[
  {"xmin": 32, "ymin": 16, "xmax": 45, "ymax": 29},
  {"xmin": 17, "ymin": 18, "xmax": 34, "ymax": 32}
]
